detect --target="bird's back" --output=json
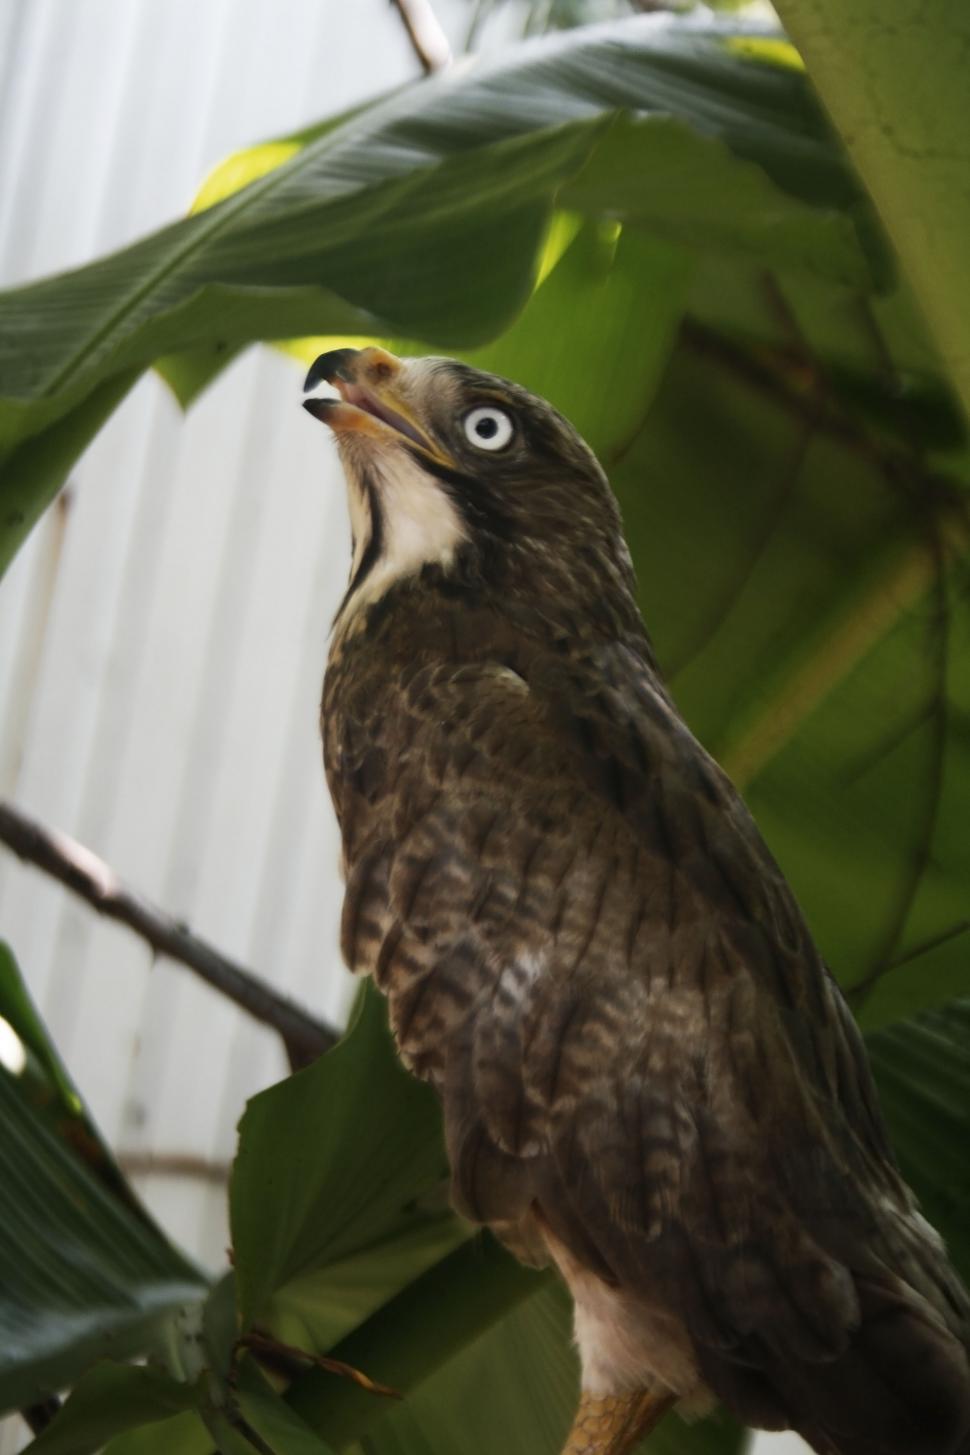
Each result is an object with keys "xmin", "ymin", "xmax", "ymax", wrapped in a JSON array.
[{"xmin": 324, "ymin": 574, "xmax": 970, "ymax": 1455}]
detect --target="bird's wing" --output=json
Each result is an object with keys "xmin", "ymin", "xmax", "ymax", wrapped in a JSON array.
[{"xmin": 331, "ymin": 642, "xmax": 970, "ymax": 1452}]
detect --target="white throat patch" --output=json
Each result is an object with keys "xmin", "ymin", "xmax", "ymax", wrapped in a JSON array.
[{"xmin": 334, "ymin": 447, "xmax": 467, "ymax": 640}]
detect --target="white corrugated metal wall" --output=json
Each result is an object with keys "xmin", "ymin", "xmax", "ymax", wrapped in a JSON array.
[
  {"xmin": 0, "ymin": 2, "xmax": 800, "ymax": 1449},
  {"xmin": 0, "ymin": 0, "xmax": 448, "ymax": 1273}
]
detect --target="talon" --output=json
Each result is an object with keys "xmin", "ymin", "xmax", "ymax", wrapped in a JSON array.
[{"xmin": 562, "ymin": 1390, "xmax": 674, "ymax": 1455}]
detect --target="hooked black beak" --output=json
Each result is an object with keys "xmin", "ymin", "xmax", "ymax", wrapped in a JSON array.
[
  {"xmin": 300, "ymin": 346, "xmax": 454, "ymax": 467},
  {"xmin": 303, "ymin": 348, "xmax": 360, "ymax": 393}
]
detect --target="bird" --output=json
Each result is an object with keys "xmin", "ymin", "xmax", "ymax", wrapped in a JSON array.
[{"xmin": 302, "ymin": 345, "xmax": 970, "ymax": 1455}]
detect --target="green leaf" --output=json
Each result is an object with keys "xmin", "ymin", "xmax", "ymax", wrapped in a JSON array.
[
  {"xmin": 230, "ymin": 985, "xmax": 451, "ymax": 1329},
  {"xmin": 102, "ymin": 1412, "xmax": 212, "ymax": 1455},
  {"xmin": 0, "ymin": 940, "xmax": 147, "ymax": 1210},
  {"xmin": 0, "ymin": 946, "xmax": 207, "ymax": 1414},
  {"xmin": 283, "ymin": 1238, "xmax": 741, "ymax": 1455},
  {"xmin": 286, "ymin": 1236, "xmax": 544, "ymax": 1450},
  {"xmin": 726, "ymin": 536, "xmax": 970, "ymax": 1029},
  {"xmin": 772, "ymin": 0, "xmax": 970, "ymax": 425},
  {"xmin": 190, "ymin": 100, "xmax": 383, "ymax": 216},
  {"xmin": 352, "ymin": 1281, "xmax": 576, "ymax": 1455},
  {"xmin": 21, "ymin": 1364, "xmax": 198, "ymax": 1455},
  {"xmin": 267, "ymin": 1207, "xmax": 468, "ymax": 1357},
  {"xmin": 234, "ymin": 1359, "xmax": 337, "ymax": 1455},
  {"xmin": 0, "ymin": 370, "xmax": 138, "ymax": 581},
  {"xmin": 642, "ymin": 1413, "xmax": 744, "ymax": 1455},
  {"xmin": 0, "ymin": 14, "xmax": 879, "ymax": 573},
  {"xmin": 466, "ymin": 220, "xmax": 690, "ymax": 455},
  {"xmin": 868, "ymin": 997, "xmax": 970, "ymax": 1281},
  {"xmin": 603, "ymin": 292, "xmax": 969, "ymax": 1025},
  {"xmin": 290, "ymin": 214, "xmax": 692, "ymax": 466},
  {"xmin": 24, "ymin": 1284, "xmax": 339, "ymax": 1455},
  {"xmin": 0, "ymin": 941, "xmax": 80, "ymax": 1108},
  {"xmin": 560, "ymin": 112, "xmax": 868, "ymax": 285},
  {"xmin": 353, "ymin": 1277, "xmax": 743, "ymax": 1455}
]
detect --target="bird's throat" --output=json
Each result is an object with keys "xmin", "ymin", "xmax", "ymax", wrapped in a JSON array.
[{"xmin": 333, "ymin": 452, "xmax": 468, "ymax": 641}]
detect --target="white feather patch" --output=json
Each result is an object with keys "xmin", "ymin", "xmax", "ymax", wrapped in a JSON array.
[
  {"xmin": 335, "ymin": 448, "xmax": 467, "ymax": 639},
  {"xmin": 541, "ymin": 1223, "xmax": 707, "ymax": 1405}
]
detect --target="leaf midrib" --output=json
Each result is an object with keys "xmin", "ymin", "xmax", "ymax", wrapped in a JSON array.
[{"xmin": 36, "ymin": 90, "xmax": 417, "ymax": 401}]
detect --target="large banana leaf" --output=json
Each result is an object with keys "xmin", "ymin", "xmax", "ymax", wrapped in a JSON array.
[
  {"xmin": 0, "ymin": 14, "xmax": 882, "ymax": 576},
  {"xmin": 867, "ymin": 998, "xmax": 970, "ymax": 1278},
  {"xmin": 0, "ymin": 946, "xmax": 206, "ymax": 1415},
  {"xmin": 772, "ymin": 0, "xmax": 970, "ymax": 424},
  {"xmin": 20, "ymin": 1364, "xmax": 199, "ymax": 1455},
  {"xmin": 607, "ymin": 328, "xmax": 969, "ymax": 1029},
  {"xmin": 230, "ymin": 984, "xmax": 457, "ymax": 1333}
]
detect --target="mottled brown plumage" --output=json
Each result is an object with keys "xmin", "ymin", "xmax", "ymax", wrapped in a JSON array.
[{"xmin": 305, "ymin": 346, "xmax": 970, "ymax": 1455}]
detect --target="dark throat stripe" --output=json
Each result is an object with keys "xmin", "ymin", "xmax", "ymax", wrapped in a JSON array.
[{"xmin": 334, "ymin": 471, "xmax": 384, "ymax": 625}]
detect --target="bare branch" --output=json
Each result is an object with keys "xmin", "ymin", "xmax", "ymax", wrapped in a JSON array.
[
  {"xmin": 0, "ymin": 800, "xmax": 338, "ymax": 1068},
  {"xmin": 240, "ymin": 1331, "xmax": 401, "ymax": 1400},
  {"xmin": 389, "ymin": 0, "xmax": 452, "ymax": 74},
  {"xmin": 119, "ymin": 1150, "xmax": 232, "ymax": 1184}
]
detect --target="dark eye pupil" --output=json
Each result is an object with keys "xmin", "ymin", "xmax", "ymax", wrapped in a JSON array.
[{"xmin": 475, "ymin": 416, "xmax": 499, "ymax": 438}]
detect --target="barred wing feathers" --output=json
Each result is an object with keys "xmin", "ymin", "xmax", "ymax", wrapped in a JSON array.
[{"xmin": 325, "ymin": 640, "xmax": 970, "ymax": 1455}]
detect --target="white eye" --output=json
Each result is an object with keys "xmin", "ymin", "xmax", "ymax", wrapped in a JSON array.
[{"xmin": 463, "ymin": 406, "xmax": 514, "ymax": 452}]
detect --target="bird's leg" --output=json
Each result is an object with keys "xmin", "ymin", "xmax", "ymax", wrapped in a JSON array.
[{"xmin": 561, "ymin": 1389, "xmax": 675, "ymax": 1455}]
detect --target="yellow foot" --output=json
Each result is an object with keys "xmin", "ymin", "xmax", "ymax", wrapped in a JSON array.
[{"xmin": 562, "ymin": 1389, "xmax": 675, "ymax": 1455}]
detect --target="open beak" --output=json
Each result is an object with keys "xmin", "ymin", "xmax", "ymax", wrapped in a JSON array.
[{"xmin": 302, "ymin": 346, "xmax": 452, "ymax": 467}]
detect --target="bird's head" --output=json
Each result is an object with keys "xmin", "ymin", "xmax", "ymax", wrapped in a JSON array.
[{"xmin": 303, "ymin": 346, "xmax": 640, "ymax": 641}]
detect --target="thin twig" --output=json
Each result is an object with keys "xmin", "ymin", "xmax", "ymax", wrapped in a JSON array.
[
  {"xmin": 0, "ymin": 800, "xmax": 338, "ymax": 1069},
  {"xmin": 389, "ymin": 0, "xmax": 452, "ymax": 73},
  {"xmin": 241, "ymin": 1332, "xmax": 401, "ymax": 1400},
  {"xmin": 119, "ymin": 1151, "xmax": 232, "ymax": 1185}
]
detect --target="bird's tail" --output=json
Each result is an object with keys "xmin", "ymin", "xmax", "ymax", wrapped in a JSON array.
[{"xmin": 699, "ymin": 1268, "xmax": 970, "ymax": 1455}]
